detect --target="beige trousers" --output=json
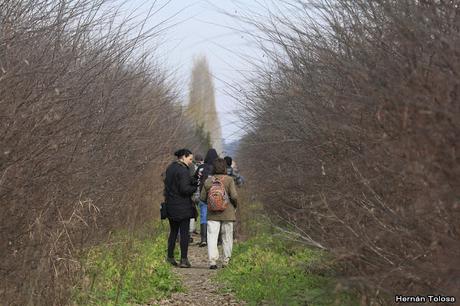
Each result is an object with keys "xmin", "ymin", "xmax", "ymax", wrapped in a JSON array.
[{"xmin": 207, "ymin": 220, "xmax": 234, "ymax": 266}]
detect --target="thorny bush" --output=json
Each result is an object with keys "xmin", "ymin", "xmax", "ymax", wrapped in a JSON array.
[
  {"xmin": 0, "ymin": 0, "xmax": 206, "ymax": 304},
  {"xmin": 237, "ymin": 0, "xmax": 460, "ymax": 303}
]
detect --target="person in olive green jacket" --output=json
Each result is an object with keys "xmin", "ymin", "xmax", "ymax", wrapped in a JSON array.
[{"xmin": 200, "ymin": 158, "xmax": 238, "ymax": 269}]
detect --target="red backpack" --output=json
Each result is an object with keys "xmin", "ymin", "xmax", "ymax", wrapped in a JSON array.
[{"xmin": 207, "ymin": 176, "xmax": 230, "ymax": 212}]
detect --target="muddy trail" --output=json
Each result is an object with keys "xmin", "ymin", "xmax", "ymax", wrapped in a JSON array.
[{"xmin": 147, "ymin": 232, "xmax": 245, "ymax": 306}]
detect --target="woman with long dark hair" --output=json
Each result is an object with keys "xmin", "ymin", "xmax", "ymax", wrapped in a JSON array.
[{"xmin": 163, "ymin": 148, "xmax": 197, "ymax": 268}]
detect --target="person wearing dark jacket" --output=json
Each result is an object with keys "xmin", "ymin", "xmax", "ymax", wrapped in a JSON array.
[
  {"xmin": 189, "ymin": 154, "xmax": 204, "ymax": 239},
  {"xmin": 194, "ymin": 148, "xmax": 218, "ymax": 247},
  {"xmin": 224, "ymin": 156, "xmax": 244, "ymax": 186},
  {"xmin": 164, "ymin": 148, "xmax": 197, "ymax": 268}
]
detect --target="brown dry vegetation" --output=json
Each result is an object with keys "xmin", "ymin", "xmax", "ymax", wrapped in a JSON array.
[
  {"xmin": 0, "ymin": 0, "xmax": 206, "ymax": 304},
  {"xmin": 236, "ymin": 0, "xmax": 460, "ymax": 303}
]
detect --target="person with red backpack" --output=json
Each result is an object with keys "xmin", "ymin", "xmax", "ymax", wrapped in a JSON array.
[{"xmin": 200, "ymin": 158, "xmax": 238, "ymax": 269}]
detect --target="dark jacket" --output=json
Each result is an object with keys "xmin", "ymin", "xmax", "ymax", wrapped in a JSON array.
[
  {"xmin": 164, "ymin": 161, "xmax": 197, "ymax": 220},
  {"xmin": 195, "ymin": 148, "xmax": 218, "ymax": 192},
  {"xmin": 226, "ymin": 166, "xmax": 244, "ymax": 186},
  {"xmin": 204, "ymin": 148, "xmax": 218, "ymax": 164}
]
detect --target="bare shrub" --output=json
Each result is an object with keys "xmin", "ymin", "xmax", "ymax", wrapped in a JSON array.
[
  {"xmin": 0, "ymin": 0, "xmax": 205, "ymax": 304},
  {"xmin": 236, "ymin": 0, "xmax": 460, "ymax": 302}
]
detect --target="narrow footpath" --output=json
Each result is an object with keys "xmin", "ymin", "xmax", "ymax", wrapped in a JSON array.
[{"xmin": 147, "ymin": 233, "xmax": 245, "ymax": 306}]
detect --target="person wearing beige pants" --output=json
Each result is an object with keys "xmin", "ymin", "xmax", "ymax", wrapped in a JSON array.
[
  {"xmin": 207, "ymin": 220, "xmax": 234, "ymax": 266},
  {"xmin": 200, "ymin": 158, "xmax": 239, "ymax": 269}
]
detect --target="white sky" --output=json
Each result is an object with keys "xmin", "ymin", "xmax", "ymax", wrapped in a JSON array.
[{"xmin": 119, "ymin": 0, "xmax": 272, "ymax": 143}]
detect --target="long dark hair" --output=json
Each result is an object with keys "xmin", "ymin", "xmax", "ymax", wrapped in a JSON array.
[
  {"xmin": 204, "ymin": 148, "xmax": 218, "ymax": 164},
  {"xmin": 174, "ymin": 148, "xmax": 192, "ymax": 158}
]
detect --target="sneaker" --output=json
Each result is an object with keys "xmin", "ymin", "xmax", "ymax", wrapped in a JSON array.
[
  {"xmin": 199, "ymin": 241, "xmax": 207, "ymax": 247},
  {"xmin": 179, "ymin": 258, "xmax": 191, "ymax": 268},
  {"xmin": 166, "ymin": 257, "xmax": 178, "ymax": 266},
  {"xmin": 209, "ymin": 265, "xmax": 218, "ymax": 270}
]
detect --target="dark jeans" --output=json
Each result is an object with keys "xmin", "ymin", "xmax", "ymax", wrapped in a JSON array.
[{"xmin": 167, "ymin": 218, "xmax": 190, "ymax": 259}]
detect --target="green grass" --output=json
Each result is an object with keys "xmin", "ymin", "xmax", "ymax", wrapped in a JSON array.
[
  {"xmin": 216, "ymin": 233, "xmax": 358, "ymax": 306},
  {"xmin": 72, "ymin": 223, "xmax": 183, "ymax": 305},
  {"xmin": 71, "ymin": 202, "xmax": 358, "ymax": 305}
]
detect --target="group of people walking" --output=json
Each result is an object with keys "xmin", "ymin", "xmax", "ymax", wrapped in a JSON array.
[{"xmin": 162, "ymin": 148, "xmax": 243, "ymax": 269}]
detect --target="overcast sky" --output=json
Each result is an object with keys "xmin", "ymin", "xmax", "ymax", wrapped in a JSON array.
[{"xmin": 120, "ymin": 0, "xmax": 272, "ymax": 143}]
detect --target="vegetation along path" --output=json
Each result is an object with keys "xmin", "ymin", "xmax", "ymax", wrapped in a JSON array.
[{"xmin": 147, "ymin": 232, "xmax": 245, "ymax": 306}]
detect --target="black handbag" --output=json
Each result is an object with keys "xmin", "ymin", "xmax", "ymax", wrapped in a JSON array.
[{"xmin": 160, "ymin": 202, "xmax": 168, "ymax": 220}]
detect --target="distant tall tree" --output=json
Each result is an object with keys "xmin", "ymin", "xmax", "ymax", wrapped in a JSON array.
[{"xmin": 187, "ymin": 55, "xmax": 222, "ymax": 154}]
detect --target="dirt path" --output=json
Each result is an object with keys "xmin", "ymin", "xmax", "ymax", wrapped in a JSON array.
[{"xmin": 148, "ymin": 233, "xmax": 245, "ymax": 306}]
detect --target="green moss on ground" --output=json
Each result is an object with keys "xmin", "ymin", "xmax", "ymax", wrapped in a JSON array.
[
  {"xmin": 72, "ymin": 223, "xmax": 182, "ymax": 305},
  {"xmin": 216, "ymin": 233, "xmax": 358, "ymax": 306}
]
